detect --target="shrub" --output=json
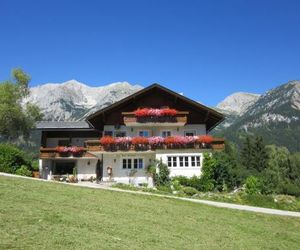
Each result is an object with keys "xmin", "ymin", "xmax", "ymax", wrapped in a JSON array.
[
  {"xmin": 0, "ymin": 144, "xmax": 30, "ymax": 173},
  {"xmin": 245, "ymin": 176, "xmax": 260, "ymax": 195},
  {"xmin": 31, "ymin": 160, "xmax": 39, "ymax": 171},
  {"xmin": 15, "ymin": 165, "xmax": 32, "ymax": 177},
  {"xmin": 280, "ymin": 183, "xmax": 300, "ymax": 197},
  {"xmin": 181, "ymin": 186, "xmax": 198, "ymax": 196},
  {"xmin": 153, "ymin": 161, "xmax": 170, "ymax": 186}
]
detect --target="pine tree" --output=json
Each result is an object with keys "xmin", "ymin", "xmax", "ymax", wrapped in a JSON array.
[{"xmin": 252, "ymin": 136, "xmax": 268, "ymax": 173}]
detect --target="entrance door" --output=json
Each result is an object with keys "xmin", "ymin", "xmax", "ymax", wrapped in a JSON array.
[{"xmin": 96, "ymin": 159, "xmax": 103, "ymax": 181}]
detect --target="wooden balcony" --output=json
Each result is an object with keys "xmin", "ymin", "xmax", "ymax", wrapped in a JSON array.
[
  {"xmin": 39, "ymin": 147, "xmax": 97, "ymax": 159},
  {"xmin": 122, "ymin": 111, "xmax": 188, "ymax": 127},
  {"xmin": 85, "ymin": 139, "xmax": 225, "ymax": 152}
]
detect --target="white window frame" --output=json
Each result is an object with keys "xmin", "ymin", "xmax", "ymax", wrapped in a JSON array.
[
  {"xmin": 166, "ymin": 155, "xmax": 201, "ymax": 168},
  {"xmin": 122, "ymin": 157, "xmax": 144, "ymax": 169}
]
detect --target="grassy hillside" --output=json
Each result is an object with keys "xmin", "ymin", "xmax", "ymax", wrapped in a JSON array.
[{"xmin": 0, "ymin": 176, "xmax": 300, "ymax": 249}]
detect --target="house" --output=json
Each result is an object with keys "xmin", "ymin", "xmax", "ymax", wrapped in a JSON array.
[{"xmin": 38, "ymin": 83, "xmax": 224, "ymax": 186}]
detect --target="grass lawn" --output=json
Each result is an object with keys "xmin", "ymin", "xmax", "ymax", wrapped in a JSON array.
[{"xmin": 1, "ymin": 176, "xmax": 300, "ymax": 249}]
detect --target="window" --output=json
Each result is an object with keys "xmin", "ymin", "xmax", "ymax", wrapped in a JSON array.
[
  {"xmin": 162, "ymin": 131, "xmax": 171, "ymax": 138},
  {"xmin": 104, "ymin": 131, "xmax": 113, "ymax": 136},
  {"xmin": 138, "ymin": 130, "xmax": 149, "ymax": 137},
  {"xmin": 179, "ymin": 157, "xmax": 184, "ymax": 167},
  {"xmin": 184, "ymin": 130, "xmax": 196, "ymax": 136},
  {"xmin": 122, "ymin": 158, "xmax": 144, "ymax": 169},
  {"xmin": 166, "ymin": 155, "xmax": 201, "ymax": 168},
  {"xmin": 196, "ymin": 156, "xmax": 201, "ymax": 167},
  {"xmin": 167, "ymin": 157, "xmax": 172, "ymax": 167},
  {"xmin": 128, "ymin": 159, "xmax": 132, "ymax": 169},
  {"xmin": 184, "ymin": 157, "xmax": 189, "ymax": 167},
  {"xmin": 172, "ymin": 157, "xmax": 177, "ymax": 167},
  {"xmin": 115, "ymin": 131, "xmax": 126, "ymax": 137},
  {"xmin": 191, "ymin": 156, "xmax": 195, "ymax": 167}
]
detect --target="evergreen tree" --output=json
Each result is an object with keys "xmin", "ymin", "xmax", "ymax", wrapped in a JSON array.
[{"xmin": 252, "ymin": 136, "xmax": 268, "ymax": 173}]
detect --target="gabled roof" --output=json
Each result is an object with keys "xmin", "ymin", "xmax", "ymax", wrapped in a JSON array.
[
  {"xmin": 36, "ymin": 121, "xmax": 94, "ymax": 130},
  {"xmin": 86, "ymin": 83, "xmax": 224, "ymax": 131}
]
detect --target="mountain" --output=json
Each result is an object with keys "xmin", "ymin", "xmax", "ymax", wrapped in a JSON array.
[
  {"xmin": 217, "ymin": 92, "xmax": 260, "ymax": 115},
  {"xmin": 217, "ymin": 81, "xmax": 300, "ymax": 152},
  {"xmin": 24, "ymin": 80, "xmax": 143, "ymax": 121}
]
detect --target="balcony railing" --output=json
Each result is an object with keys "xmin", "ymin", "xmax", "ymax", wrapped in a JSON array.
[
  {"xmin": 85, "ymin": 137, "xmax": 225, "ymax": 152},
  {"xmin": 39, "ymin": 147, "xmax": 96, "ymax": 159},
  {"xmin": 122, "ymin": 111, "xmax": 188, "ymax": 127}
]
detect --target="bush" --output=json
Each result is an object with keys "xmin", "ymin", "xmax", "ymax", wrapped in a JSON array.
[
  {"xmin": 15, "ymin": 165, "xmax": 32, "ymax": 177},
  {"xmin": 181, "ymin": 186, "xmax": 198, "ymax": 196},
  {"xmin": 0, "ymin": 144, "xmax": 30, "ymax": 173},
  {"xmin": 31, "ymin": 160, "xmax": 39, "ymax": 171},
  {"xmin": 245, "ymin": 176, "xmax": 260, "ymax": 195},
  {"xmin": 153, "ymin": 161, "xmax": 170, "ymax": 186},
  {"xmin": 280, "ymin": 183, "xmax": 300, "ymax": 197}
]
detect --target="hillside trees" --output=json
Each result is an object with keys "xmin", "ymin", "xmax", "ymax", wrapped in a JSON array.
[{"xmin": 0, "ymin": 69, "xmax": 43, "ymax": 141}]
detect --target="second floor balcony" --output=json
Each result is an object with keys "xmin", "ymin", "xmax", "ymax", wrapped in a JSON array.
[{"xmin": 122, "ymin": 108, "xmax": 189, "ymax": 127}]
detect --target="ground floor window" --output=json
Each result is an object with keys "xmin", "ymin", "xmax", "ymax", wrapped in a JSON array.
[
  {"xmin": 167, "ymin": 155, "xmax": 201, "ymax": 168},
  {"xmin": 122, "ymin": 158, "xmax": 144, "ymax": 169}
]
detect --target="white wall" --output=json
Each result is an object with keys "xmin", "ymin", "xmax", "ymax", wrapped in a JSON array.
[
  {"xmin": 77, "ymin": 159, "xmax": 98, "ymax": 180},
  {"xmin": 103, "ymin": 124, "xmax": 206, "ymax": 137},
  {"xmin": 102, "ymin": 153, "xmax": 154, "ymax": 187},
  {"xmin": 155, "ymin": 152, "xmax": 204, "ymax": 178}
]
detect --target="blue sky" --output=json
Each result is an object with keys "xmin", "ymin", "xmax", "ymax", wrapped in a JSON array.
[{"xmin": 1, "ymin": 0, "xmax": 300, "ymax": 106}]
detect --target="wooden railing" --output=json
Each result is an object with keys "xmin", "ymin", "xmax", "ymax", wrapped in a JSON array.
[
  {"xmin": 122, "ymin": 111, "xmax": 188, "ymax": 126},
  {"xmin": 85, "ymin": 138, "xmax": 225, "ymax": 152},
  {"xmin": 39, "ymin": 147, "xmax": 96, "ymax": 159}
]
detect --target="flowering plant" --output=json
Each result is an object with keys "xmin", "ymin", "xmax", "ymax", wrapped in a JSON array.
[
  {"xmin": 134, "ymin": 108, "xmax": 178, "ymax": 117},
  {"xmin": 115, "ymin": 137, "xmax": 132, "ymax": 145},
  {"xmin": 132, "ymin": 137, "xmax": 149, "ymax": 145},
  {"xmin": 99, "ymin": 136, "xmax": 116, "ymax": 145},
  {"xmin": 56, "ymin": 146, "xmax": 69, "ymax": 153},
  {"xmin": 69, "ymin": 146, "xmax": 84, "ymax": 154},
  {"xmin": 198, "ymin": 135, "xmax": 213, "ymax": 144},
  {"xmin": 148, "ymin": 136, "xmax": 164, "ymax": 146}
]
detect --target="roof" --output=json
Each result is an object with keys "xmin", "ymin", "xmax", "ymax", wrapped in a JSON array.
[
  {"xmin": 86, "ymin": 83, "xmax": 224, "ymax": 131},
  {"xmin": 36, "ymin": 121, "xmax": 93, "ymax": 130}
]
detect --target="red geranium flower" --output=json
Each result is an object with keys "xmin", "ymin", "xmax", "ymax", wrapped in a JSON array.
[
  {"xmin": 132, "ymin": 137, "xmax": 149, "ymax": 145},
  {"xmin": 198, "ymin": 135, "xmax": 213, "ymax": 144},
  {"xmin": 100, "ymin": 136, "xmax": 115, "ymax": 145}
]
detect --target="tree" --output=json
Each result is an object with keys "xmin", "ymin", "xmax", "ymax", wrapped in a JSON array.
[
  {"xmin": 252, "ymin": 136, "xmax": 268, "ymax": 173},
  {"xmin": 0, "ymin": 68, "xmax": 43, "ymax": 141}
]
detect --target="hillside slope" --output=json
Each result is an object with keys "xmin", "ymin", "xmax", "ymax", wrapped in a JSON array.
[{"xmin": 1, "ymin": 176, "xmax": 300, "ymax": 249}]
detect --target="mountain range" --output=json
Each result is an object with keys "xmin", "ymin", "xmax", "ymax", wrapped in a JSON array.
[{"xmin": 25, "ymin": 80, "xmax": 300, "ymax": 152}]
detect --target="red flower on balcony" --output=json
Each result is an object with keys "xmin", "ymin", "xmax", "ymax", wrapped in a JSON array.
[
  {"xmin": 134, "ymin": 108, "xmax": 178, "ymax": 117},
  {"xmin": 99, "ymin": 136, "xmax": 115, "ymax": 145},
  {"xmin": 56, "ymin": 146, "xmax": 69, "ymax": 153},
  {"xmin": 160, "ymin": 108, "xmax": 177, "ymax": 116},
  {"xmin": 198, "ymin": 135, "xmax": 213, "ymax": 144},
  {"xmin": 132, "ymin": 137, "xmax": 149, "ymax": 145}
]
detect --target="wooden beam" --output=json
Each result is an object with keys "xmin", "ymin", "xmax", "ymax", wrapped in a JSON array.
[{"xmin": 204, "ymin": 111, "xmax": 210, "ymax": 122}]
